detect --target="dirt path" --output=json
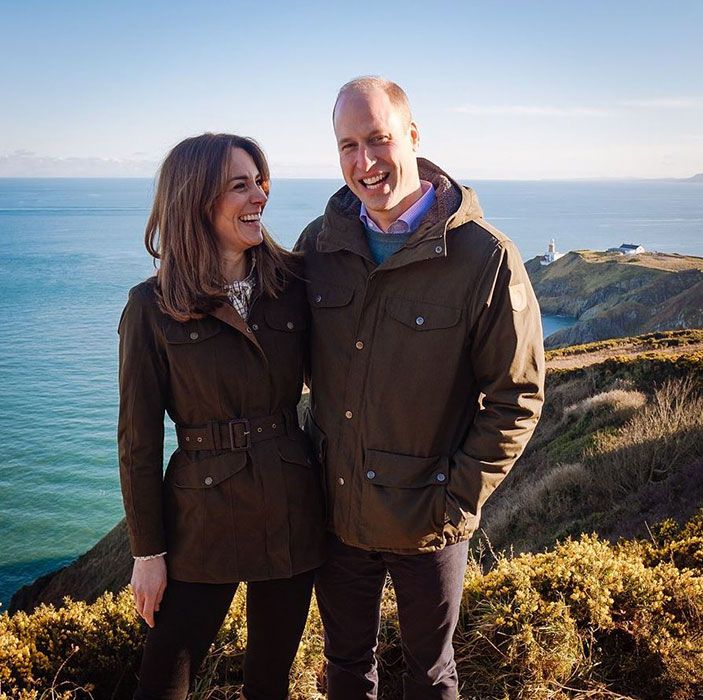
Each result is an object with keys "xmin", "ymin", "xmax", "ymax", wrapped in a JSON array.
[{"xmin": 546, "ymin": 340, "xmax": 703, "ymax": 371}]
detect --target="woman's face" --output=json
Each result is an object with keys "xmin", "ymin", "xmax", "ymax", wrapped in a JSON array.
[{"xmin": 211, "ymin": 147, "xmax": 268, "ymax": 255}]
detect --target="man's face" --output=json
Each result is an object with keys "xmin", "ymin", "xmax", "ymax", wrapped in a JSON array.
[{"xmin": 334, "ymin": 87, "xmax": 421, "ymax": 230}]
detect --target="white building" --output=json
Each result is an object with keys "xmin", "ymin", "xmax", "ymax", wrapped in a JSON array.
[
  {"xmin": 607, "ymin": 243, "xmax": 645, "ymax": 255},
  {"xmin": 540, "ymin": 238, "xmax": 565, "ymax": 265}
]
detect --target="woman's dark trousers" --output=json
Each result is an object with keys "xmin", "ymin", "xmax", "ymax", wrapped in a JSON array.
[{"xmin": 133, "ymin": 569, "xmax": 315, "ymax": 700}]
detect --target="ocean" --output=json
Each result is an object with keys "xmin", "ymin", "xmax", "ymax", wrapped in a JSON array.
[{"xmin": 1, "ymin": 177, "xmax": 702, "ymax": 607}]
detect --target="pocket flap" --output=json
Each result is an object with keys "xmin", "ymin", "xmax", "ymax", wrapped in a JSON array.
[
  {"xmin": 172, "ymin": 452, "xmax": 248, "ymax": 488},
  {"xmin": 278, "ymin": 437, "xmax": 314, "ymax": 467},
  {"xmin": 364, "ymin": 450, "xmax": 448, "ymax": 488},
  {"xmin": 263, "ymin": 306, "xmax": 309, "ymax": 332},
  {"xmin": 386, "ymin": 297, "xmax": 461, "ymax": 331},
  {"xmin": 308, "ymin": 284, "xmax": 355, "ymax": 309},
  {"xmin": 163, "ymin": 318, "xmax": 223, "ymax": 344}
]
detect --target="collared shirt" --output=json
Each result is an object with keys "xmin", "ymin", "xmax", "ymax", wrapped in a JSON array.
[
  {"xmin": 359, "ymin": 180, "xmax": 436, "ymax": 234},
  {"xmin": 224, "ymin": 252, "xmax": 257, "ymax": 320}
]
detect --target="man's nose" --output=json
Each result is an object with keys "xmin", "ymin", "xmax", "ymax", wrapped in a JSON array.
[{"xmin": 356, "ymin": 146, "xmax": 374, "ymax": 172}]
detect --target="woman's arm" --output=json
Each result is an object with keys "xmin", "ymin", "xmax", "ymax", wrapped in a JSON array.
[{"xmin": 118, "ymin": 283, "xmax": 170, "ymax": 624}]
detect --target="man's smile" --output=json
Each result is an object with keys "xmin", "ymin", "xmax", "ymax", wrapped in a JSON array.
[{"xmin": 360, "ymin": 172, "xmax": 389, "ymax": 189}]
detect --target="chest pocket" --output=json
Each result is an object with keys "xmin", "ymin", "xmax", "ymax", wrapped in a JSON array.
[
  {"xmin": 386, "ymin": 297, "xmax": 462, "ymax": 331},
  {"xmin": 263, "ymin": 306, "xmax": 308, "ymax": 333},
  {"xmin": 308, "ymin": 283, "xmax": 355, "ymax": 310},
  {"xmin": 163, "ymin": 318, "xmax": 223, "ymax": 344}
]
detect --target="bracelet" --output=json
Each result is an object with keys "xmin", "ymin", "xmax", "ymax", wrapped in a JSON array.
[{"xmin": 133, "ymin": 552, "xmax": 167, "ymax": 561}]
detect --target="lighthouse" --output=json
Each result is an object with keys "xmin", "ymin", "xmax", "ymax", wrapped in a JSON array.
[{"xmin": 540, "ymin": 238, "xmax": 565, "ymax": 265}]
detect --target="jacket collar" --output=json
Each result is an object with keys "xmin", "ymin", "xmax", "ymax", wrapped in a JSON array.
[{"xmin": 316, "ymin": 158, "xmax": 483, "ymax": 269}]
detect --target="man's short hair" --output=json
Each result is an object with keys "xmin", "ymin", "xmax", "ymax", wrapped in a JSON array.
[{"xmin": 333, "ymin": 76, "xmax": 412, "ymax": 127}]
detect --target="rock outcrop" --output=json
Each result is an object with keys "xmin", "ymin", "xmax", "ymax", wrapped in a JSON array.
[{"xmin": 527, "ymin": 251, "xmax": 703, "ymax": 348}]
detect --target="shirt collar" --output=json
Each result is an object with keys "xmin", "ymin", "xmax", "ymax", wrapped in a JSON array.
[{"xmin": 359, "ymin": 180, "xmax": 436, "ymax": 235}]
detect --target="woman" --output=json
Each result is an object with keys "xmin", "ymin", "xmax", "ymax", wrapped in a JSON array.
[{"xmin": 118, "ymin": 133, "xmax": 325, "ymax": 700}]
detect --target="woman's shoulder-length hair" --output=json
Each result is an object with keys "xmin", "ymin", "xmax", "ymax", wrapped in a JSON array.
[{"xmin": 145, "ymin": 132, "xmax": 298, "ymax": 322}]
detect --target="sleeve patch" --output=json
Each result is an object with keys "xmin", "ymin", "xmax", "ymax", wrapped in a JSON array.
[{"xmin": 509, "ymin": 283, "xmax": 527, "ymax": 312}]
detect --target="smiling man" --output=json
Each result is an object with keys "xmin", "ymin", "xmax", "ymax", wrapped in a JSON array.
[{"xmin": 295, "ymin": 76, "xmax": 545, "ymax": 699}]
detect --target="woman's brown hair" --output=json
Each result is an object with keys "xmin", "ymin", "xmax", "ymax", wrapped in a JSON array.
[{"xmin": 145, "ymin": 133, "xmax": 297, "ymax": 321}]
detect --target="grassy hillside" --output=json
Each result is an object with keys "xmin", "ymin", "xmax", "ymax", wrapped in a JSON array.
[
  {"xmin": 478, "ymin": 330, "xmax": 703, "ymax": 555},
  {"xmin": 526, "ymin": 251, "xmax": 703, "ymax": 348}
]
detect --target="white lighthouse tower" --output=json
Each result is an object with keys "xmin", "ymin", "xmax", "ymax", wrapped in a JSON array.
[{"xmin": 540, "ymin": 238, "xmax": 565, "ymax": 266}]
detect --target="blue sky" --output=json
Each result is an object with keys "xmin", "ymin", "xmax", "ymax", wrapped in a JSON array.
[{"xmin": 1, "ymin": 0, "xmax": 701, "ymax": 178}]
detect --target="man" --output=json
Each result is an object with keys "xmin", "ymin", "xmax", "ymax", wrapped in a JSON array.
[{"xmin": 295, "ymin": 76, "xmax": 545, "ymax": 699}]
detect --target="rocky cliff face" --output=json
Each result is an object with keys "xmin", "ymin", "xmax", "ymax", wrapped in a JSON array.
[{"xmin": 527, "ymin": 251, "xmax": 703, "ymax": 348}]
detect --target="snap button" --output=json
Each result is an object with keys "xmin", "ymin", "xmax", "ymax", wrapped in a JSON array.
[
  {"xmin": 189, "ymin": 331, "xmax": 199, "ymax": 340},
  {"xmin": 272, "ymin": 423, "xmax": 277, "ymax": 429},
  {"xmin": 436, "ymin": 472, "xmax": 447, "ymax": 483},
  {"xmin": 246, "ymin": 327, "xmax": 252, "ymax": 333},
  {"xmin": 204, "ymin": 476, "xmax": 213, "ymax": 486},
  {"xmin": 257, "ymin": 427, "xmax": 263, "ymax": 433},
  {"xmin": 344, "ymin": 410, "xmax": 353, "ymax": 419},
  {"xmin": 185, "ymin": 436, "xmax": 190, "ymax": 442},
  {"xmin": 197, "ymin": 437, "xmax": 203, "ymax": 443},
  {"xmin": 355, "ymin": 340, "xmax": 364, "ymax": 350},
  {"xmin": 435, "ymin": 245, "xmax": 443, "ymax": 254},
  {"xmin": 315, "ymin": 294, "xmax": 322, "ymax": 303},
  {"xmin": 366, "ymin": 470, "xmax": 376, "ymax": 480},
  {"xmin": 251, "ymin": 323, "xmax": 259, "ymax": 331},
  {"xmin": 337, "ymin": 477, "xmax": 345, "ymax": 486},
  {"xmin": 415, "ymin": 316, "xmax": 425, "ymax": 326},
  {"xmin": 286, "ymin": 321, "xmax": 294, "ymax": 330}
]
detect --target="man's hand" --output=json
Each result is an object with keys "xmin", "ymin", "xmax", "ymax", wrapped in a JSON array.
[{"xmin": 131, "ymin": 556, "xmax": 167, "ymax": 628}]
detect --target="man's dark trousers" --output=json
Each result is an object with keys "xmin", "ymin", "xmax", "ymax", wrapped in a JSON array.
[{"xmin": 316, "ymin": 535, "xmax": 470, "ymax": 700}]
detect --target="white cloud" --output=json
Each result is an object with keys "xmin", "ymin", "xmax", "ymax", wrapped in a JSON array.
[
  {"xmin": 0, "ymin": 151, "xmax": 158, "ymax": 177},
  {"xmin": 451, "ymin": 104, "xmax": 611, "ymax": 117},
  {"xmin": 619, "ymin": 98, "xmax": 703, "ymax": 109}
]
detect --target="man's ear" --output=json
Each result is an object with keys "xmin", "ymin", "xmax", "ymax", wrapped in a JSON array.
[{"xmin": 410, "ymin": 121, "xmax": 420, "ymax": 151}]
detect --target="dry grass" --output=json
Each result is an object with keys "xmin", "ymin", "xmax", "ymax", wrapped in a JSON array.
[{"xmin": 589, "ymin": 377, "xmax": 703, "ymax": 494}]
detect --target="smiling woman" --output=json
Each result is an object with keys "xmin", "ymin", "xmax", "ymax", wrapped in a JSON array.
[{"xmin": 119, "ymin": 132, "xmax": 325, "ymax": 700}]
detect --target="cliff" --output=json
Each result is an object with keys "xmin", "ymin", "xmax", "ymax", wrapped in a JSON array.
[{"xmin": 526, "ymin": 250, "xmax": 703, "ymax": 348}]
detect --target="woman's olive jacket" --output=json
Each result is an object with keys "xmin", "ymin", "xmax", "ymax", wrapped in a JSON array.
[
  {"xmin": 117, "ymin": 275, "xmax": 325, "ymax": 583},
  {"xmin": 295, "ymin": 158, "xmax": 545, "ymax": 554}
]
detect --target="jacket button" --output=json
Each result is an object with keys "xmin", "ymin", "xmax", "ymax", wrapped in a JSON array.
[
  {"xmin": 337, "ymin": 477, "xmax": 345, "ymax": 486},
  {"xmin": 251, "ymin": 323, "xmax": 259, "ymax": 331},
  {"xmin": 436, "ymin": 472, "xmax": 447, "ymax": 483},
  {"xmin": 286, "ymin": 321, "xmax": 295, "ymax": 329},
  {"xmin": 435, "ymin": 245, "xmax": 443, "ymax": 254},
  {"xmin": 204, "ymin": 476, "xmax": 213, "ymax": 486},
  {"xmin": 415, "ymin": 316, "xmax": 425, "ymax": 326},
  {"xmin": 355, "ymin": 340, "xmax": 364, "ymax": 350},
  {"xmin": 344, "ymin": 410, "xmax": 353, "ymax": 419},
  {"xmin": 315, "ymin": 294, "xmax": 322, "ymax": 303},
  {"xmin": 189, "ymin": 331, "xmax": 199, "ymax": 340},
  {"xmin": 366, "ymin": 470, "xmax": 376, "ymax": 480}
]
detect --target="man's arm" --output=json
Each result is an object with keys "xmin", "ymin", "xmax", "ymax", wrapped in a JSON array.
[{"xmin": 446, "ymin": 239, "xmax": 545, "ymax": 529}]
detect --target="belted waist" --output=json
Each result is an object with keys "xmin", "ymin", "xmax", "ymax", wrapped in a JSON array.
[{"xmin": 176, "ymin": 410, "xmax": 295, "ymax": 451}]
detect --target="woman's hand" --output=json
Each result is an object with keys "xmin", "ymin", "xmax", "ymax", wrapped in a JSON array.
[{"xmin": 131, "ymin": 556, "xmax": 167, "ymax": 628}]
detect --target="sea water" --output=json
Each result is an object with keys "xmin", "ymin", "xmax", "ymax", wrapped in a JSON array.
[{"xmin": 1, "ymin": 177, "xmax": 701, "ymax": 606}]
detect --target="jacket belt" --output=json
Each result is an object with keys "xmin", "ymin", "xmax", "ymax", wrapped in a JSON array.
[{"xmin": 176, "ymin": 410, "xmax": 294, "ymax": 451}]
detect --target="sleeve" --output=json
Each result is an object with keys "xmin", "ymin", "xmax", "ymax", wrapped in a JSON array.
[
  {"xmin": 446, "ymin": 240, "xmax": 545, "ymax": 527},
  {"xmin": 117, "ymin": 286, "xmax": 169, "ymax": 557}
]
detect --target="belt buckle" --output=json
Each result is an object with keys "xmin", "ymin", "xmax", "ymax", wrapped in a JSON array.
[{"xmin": 228, "ymin": 419, "xmax": 251, "ymax": 450}]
